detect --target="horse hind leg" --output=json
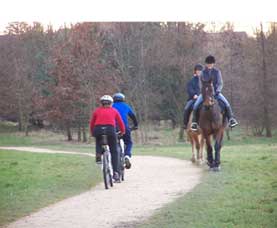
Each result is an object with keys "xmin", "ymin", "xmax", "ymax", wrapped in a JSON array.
[
  {"xmin": 191, "ymin": 141, "xmax": 196, "ymax": 163},
  {"xmin": 199, "ymin": 136, "xmax": 205, "ymax": 164},
  {"xmin": 189, "ymin": 134, "xmax": 196, "ymax": 163},
  {"xmin": 195, "ymin": 136, "xmax": 202, "ymax": 165}
]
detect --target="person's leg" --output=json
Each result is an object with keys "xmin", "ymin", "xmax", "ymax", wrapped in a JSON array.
[
  {"xmin": 191, "ymin": 95, "xmax": 203, "ymax": 131},
  {"xmin": 216, "ymin": 93, "xmax": 238, "ymax": 127},
  {"xmin": 123, "ymin": 128, "xmax": 132, "ymax": 169},
  {"xmin": 123, "ymin": 128, "xmax": 132, "ymax": 157},
  {"xmin": 183, "ymin": 99, "xmax": 194, "ymax": 128},
  {"xmin": 107, "ymin": 128, "xmax": 120, "ymax": 180},
  {"xmin": 93, "ymin": 126, "xmax": 103, "ymax": 164}
]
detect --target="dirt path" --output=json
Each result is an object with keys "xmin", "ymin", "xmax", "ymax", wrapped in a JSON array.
[{"xmin": 1, "ymin": 147, "xmax": 202, "ymax": 228}]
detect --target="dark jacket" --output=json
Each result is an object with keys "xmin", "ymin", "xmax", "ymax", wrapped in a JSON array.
[
  {"xmin": 187, "ymin": 75, "xmax": 200, "ymax": 100},
  {"xmin": 201, "ymin": 67, "xmax": 223, "ymax": 94}
]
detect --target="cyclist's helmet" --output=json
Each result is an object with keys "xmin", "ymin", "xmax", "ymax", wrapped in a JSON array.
[
  {"xmin": 194, "ymin": 64, "xmax": 203, "ymax": 71},
  {"xmin": 113, "ymin": 93, "xmax": 125, "ymax": 102},
  {"xmin": 100, "ymin": 95, "xmax": 113, "ymax": 105},
  {"xmin": 205, "ymin": 55, "xmax": 216, "ymax": 64}
]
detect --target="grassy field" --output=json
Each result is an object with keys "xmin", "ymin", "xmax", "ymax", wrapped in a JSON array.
[
  {"xmin": 137, "ymin": 142, "xmax": 277, "ymax": 228},
  {"xmin": 0, "ymin": 150, "xmax": 102, "ymax": 227},
  {"xmin": 0, "ymin": 122, "xmax": 277, "ymax": 227}
]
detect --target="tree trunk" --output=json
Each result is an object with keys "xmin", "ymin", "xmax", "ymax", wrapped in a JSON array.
[
  {"xmin": 260, "ymin": 23, "xmax": 272, "ymax": 137},
  {"xmin": 178, "ymin": 126, "xmax": 185, "ymax": 142},
  {"xmin": 82, "ymin": 126, "xmax": 87, "ymax": 142},
  {"xmin": 24, "ymin": 122, "xmax": 29, "ymax": 136},
  {"xmin": 77, "ymin": 125, "xmax": 81, "ymax": 142},
  {"xmin": 226, "ymin": 128, "xmax": 231, "ymax": 140},
  {"xmin": 66, "ymin": 123, "xmax": 73, "ymax": 141}
]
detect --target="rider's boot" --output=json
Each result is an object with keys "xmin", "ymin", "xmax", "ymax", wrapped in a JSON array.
[
  {"xmin": 95, "ymin": 152, "xmax": 102, "ymax": 164},
  {"xmin": 226, "ymin": 106, "xmax": 238, "ymax": 128},
  {"xmin": 113, "ymin": 172, "xmax": 120, "ymax": 182},
  {"xmin": 124, "ymin": 155, "xmax": 131, "ymax": 169},
  {"xmin": 183, "ymin": 108, "xmax": 190, "ymax": 129},
  {"xmin": 190, "ymin": 109, "xmax": 199, "ymax": 131}
]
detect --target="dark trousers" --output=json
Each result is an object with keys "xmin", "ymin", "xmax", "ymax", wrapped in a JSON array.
[
  {"xmin": 93, "ymin": 125, "xmax": 119, "ymax": 173},
  {"xmin": 123, "ymin": 128, "xmax": 133, "ymax": 157},
  {"xmin": 183, "ymin": 99, "xmax": 196, "ymax": 126}
]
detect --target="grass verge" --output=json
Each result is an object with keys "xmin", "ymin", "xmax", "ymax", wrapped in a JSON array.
[
  {"xmin": 136, "ymin": 143, "xmax": 277, "ymax": 228},
  {"xmin": 0, "ymin": 150, "xmax": 101, "ymax": 227}
]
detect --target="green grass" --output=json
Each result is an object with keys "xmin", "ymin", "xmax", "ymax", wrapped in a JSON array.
[
  {"xmin": 0, "ymin": 150, "xmax": 102, "ymax": 227},
  {"xmin": 137, "ymin": 143, "xmax": 277, "ymax": 228},
  {"xmin": 1, "ymin": 123, "xmax": 277, "ymax": 227}
]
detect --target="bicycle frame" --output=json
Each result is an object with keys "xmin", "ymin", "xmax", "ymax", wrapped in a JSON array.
[
  {"xmin": 117, "ymin": 135, "xmax": 125, "ymax": 181},
  {"xmin": 101, "ymin": 135, "xmax": 113, "ymax": 189}
]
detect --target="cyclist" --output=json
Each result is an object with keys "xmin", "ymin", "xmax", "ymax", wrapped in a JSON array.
[
  {"xmin": 112, "ymin": 93, "xmax": 138, "ymax": 169},
  {"xmin": 90, "ymin": 95, "xmax": 125, "ymax": 181},
  {"xmin": 183, "ymin": 64, "xmax": 202, "ymax": 129},
  {"xmin": 191, "ymin": 55, "xmax": 238, "ymax": 131}
]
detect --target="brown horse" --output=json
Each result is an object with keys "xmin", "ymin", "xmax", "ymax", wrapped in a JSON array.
[
  {"xmin": 199, "ymin": 79, "xmax": 227, "ymax": 171},
  {"xmin": 187, "ymin": 113, "xmax": 204, "ymax": 164}
]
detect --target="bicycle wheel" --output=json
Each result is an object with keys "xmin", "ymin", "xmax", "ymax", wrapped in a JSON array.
[
  {"xmin": 103, "ymin": 151, "xmax": 113, "ymax": 189},
  {"xmin": 120, "ymin": 153, "xmax": 125, "ymax": 181},
  {"xmin": 117, "ymin": 143, "xmax": 124, "ymax": 182}
]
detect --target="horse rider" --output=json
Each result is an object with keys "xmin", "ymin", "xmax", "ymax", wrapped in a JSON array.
[
  {"xmin": 191, "ymin": 55, "xmax": 239, "ymax": 131},
  {"xmin": 183, "ymin": 64, "xmax": 203, "ymax": 129}
]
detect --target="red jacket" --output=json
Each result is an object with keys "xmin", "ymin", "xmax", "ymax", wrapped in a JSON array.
[{"xmin": 90, "ymin": 106, "xmax": 125, "ymax": 134}]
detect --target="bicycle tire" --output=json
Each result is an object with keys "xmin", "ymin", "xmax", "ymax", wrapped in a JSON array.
[
  {"xmin": 103, "ymin": 151, "xmax": 113, "ymax": 189},
  {"xmin": 117, "ymin": 142, "xmax": 125, "ymax": 182}
]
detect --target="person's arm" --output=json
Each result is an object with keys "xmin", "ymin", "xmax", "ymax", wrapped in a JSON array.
[
  {"xmin": 216, "ymin": 70, "xmax": 223, "ymax": 94},
  {"xmin": 89, "ymin": 111, "xmax": 96, "ymax": 136},
  {"xmin": 187, "ymin": 80, "xmax": 195, "ymax": 99},
  {"xmin": 128, "ymin": 109, "xmax": 138, "ymax": 128},
  {"xmin": 115, "ymin": 110, "xmax": 125, "ymax": 134}
]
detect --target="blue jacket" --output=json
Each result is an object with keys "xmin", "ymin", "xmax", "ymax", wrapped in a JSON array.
[
  {"xmin": 201, "ymin": 67, "xmax": 223, "ymax": 94},
  {"xmin": 187, "ymin": 75, "xmax": 200, "ymax": 100},
  {"xmin": 112, "ymin": 101, "xmax": 138, "ymax": 128}
]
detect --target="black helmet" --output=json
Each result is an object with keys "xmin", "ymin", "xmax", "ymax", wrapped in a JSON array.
[
  {"xmin": 205, "ymin": 55, "xmax": 216, "ymax": 64},
  {"xmin": 194, "ymin": 64, "xmax": 203, "ymax": 71}
]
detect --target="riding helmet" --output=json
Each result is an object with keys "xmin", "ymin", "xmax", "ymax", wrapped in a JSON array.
[
  {"xmin": 194, "ymin": 64, "xmax": 203, "ymax": 71},
  {"xmin": 205, "ymin": 55, "xmax": 216, "ymax": 64}
]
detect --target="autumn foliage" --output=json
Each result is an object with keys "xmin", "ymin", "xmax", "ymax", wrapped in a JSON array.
[{"xmin": 0, "ymin": 22, "xmax": 276, "ymax": 140}]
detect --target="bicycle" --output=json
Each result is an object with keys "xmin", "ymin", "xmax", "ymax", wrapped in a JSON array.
[
  {"xmin": 117, "ymin": 132, "xmax": 125, "ymax": 182},
  {"xmin": 100, "ymin": 134, "xmax": 113, "ymax": 189},
  {"xmin": 117, "ymin": 126, "xmax": 138, "ymax": 182}
]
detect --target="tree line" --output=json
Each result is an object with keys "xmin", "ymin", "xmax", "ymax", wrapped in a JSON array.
[{"xmin": 0, "ymin": 22, "xmax": 276, "ymax": 141}]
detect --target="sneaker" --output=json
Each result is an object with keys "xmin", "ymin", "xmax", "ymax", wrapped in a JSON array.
[
  {"xmin": 191, "ymin": 122, "xmax": 198, "ymax": 131},
  {"xmin": 229, "ymin": 118, "xmax": 238, "ymax": 128},
  {"xmin": 113, "ymin": 172, "xmax": 120, "ymax": 182},
  {"xmin": 124, "ymin": 156, "xmax": 132, "ymax": 169},
  {"xmin": 95, "ymin": 153, "xmax": 102, "ymax": 164}
]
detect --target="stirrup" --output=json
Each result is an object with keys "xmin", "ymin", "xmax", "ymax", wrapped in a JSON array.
[
  {"xmin": 229, "ymin": 118, "xmax": 238, "ymax": 128},
  {"xmin": 191, "ymin": 122, "xmax": 198, "ymax": 131}
]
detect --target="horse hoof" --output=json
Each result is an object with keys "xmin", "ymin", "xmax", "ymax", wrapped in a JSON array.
[
  {"xmin": 196, "ymin": 159, "xmax": 202, "ymax": 165},
  {"xmin": 191, "ymin": 157, "xmax": 196, "ymax": 163},
  {"xmin": 213, "ymin": 166, "xmax": 221, "ymax": 172}
]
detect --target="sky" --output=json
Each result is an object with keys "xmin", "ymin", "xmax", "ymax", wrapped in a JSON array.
[{"xmin": 0, "ymin": 0, "xmax": 276, "ymax": 35}]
